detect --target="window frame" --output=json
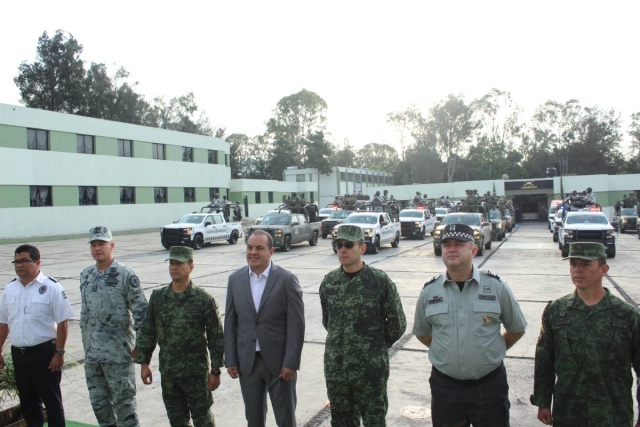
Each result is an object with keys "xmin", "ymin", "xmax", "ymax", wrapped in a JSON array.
[
  {"xmin": 154, "ymin": 187, "xmax": 168, "ymax": 203},
  {"xmin": 117, "ymin": 139, "xmax": 133, "ymax": 157},
  {"xmin": 152, "ymin": 143, "xmax": 166, "ymax": 160},
  {"xmin": 27, "ymin": 128, "xmax": 49, "ymax": 151},
  {"xmin": 255, "ymin": 192, "xmax": 261, "ymax": 204},
  {"xmin": 183, "ymin": 147, "xmax": 194, "ymax": 162},
  {"xmin": 79, "ymin": 186, "xmax": 98, "ymax": 206},
  {"xmin": 29, "ymin": 185, "xmax": 53, "ymax": 207},
  {"xmin": 120, "ymin": 187, "xmax": 136, "ymax": 204},
  {"xmin": 77, "ymin": 134, "xmax": 95, "ymax": 154},
  {"xmin": 184, "ymin": 187, "xmax": 195, "ymax": 203},
  {"xmin": 208, "ymin": 150, "xmax": 218, "ymax": 164}
]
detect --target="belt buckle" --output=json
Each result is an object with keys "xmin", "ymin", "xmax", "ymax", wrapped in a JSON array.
[{"xmin": 19, "ymin": 347, "xmax": 26, "ymax": 354}]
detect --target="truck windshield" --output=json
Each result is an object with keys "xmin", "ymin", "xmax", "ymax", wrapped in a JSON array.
[
  {"xmin": 489, "ymin": 211, "xmax": 501, "ymax": 219},
  {"xmin": 261, "ymin": 216, "xmax": 291, "ymax": 225},
  {"xmin": 621, "ymin": 208, "xmax": 636, "ymax": 216},
  {"xmin": 344, "ymin": 215, "xmax": 377, "ymax": 224},
  {"xmin": 400, "ymin": 211, "xmax": 423, "ymax": 218},
  {"xmin": 435, "ymin": 209, "xmax": 448, "ymax": 215},
  {"xmin": 329, "ymin": 211, "xmax": 350, "ymax": 219},
  {"xmin": 566, "ymin": 215, "xmax": 608, "ymax": 224},
  {"xmin": 177, "ymin": 215, "xmax": 203, "ymax": 224},
  {"xmin": 443, "ymin": 215, "xmax": 481, "ymax": 226}
]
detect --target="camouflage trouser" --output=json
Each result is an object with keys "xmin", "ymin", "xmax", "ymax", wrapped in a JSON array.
[
  {"xmin": 85, "ymin": 362, "xmax": 140, "ymax": 427},
  {"xmin": 161, "ymin": 373, "xmax": 214, "ymax": 427},
  {"xmin": 326, "ymin": 379, "xmax": 388, "ymax": 427}
]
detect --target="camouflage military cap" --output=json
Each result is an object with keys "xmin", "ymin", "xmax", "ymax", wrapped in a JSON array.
[
  {"xmin": 89, "ymin": 226, "xmax": 112, "ymax": 242},
  {"xmin": 441, "ymin": 224, "xmax": 474, "ymax": 242},
  {"xmin": 563, "ymin": 242, "xmax": 606, "ymax": 261},
  {"xmin": 166, "ymin": 246, "xmax": 194, "ymax": 262},
  {"xmin": 335, "ymin": 225, "xmax": 364, "ymax": 242}
]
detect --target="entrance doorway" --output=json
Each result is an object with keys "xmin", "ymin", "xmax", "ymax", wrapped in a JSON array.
[{"xmin": 512, "ymin": 194, "xmax": 549, "ymax": 222}]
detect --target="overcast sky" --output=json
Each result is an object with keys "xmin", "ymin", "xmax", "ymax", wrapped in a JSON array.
[{"xmin": 1, "ymin": 0, "xmax": 638, "ymax": 152}]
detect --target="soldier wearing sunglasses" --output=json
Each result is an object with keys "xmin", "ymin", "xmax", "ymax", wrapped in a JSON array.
[{"xmin": 320, "ymin": 225, "xmax": 406, "ymax": 426}]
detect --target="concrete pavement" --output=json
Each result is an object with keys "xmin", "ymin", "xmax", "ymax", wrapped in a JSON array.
[{"xmin": 1, "ymin": 223, "xmax": 639, "ymax": 426}]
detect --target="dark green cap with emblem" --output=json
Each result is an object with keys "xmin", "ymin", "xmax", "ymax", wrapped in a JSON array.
[
  {"xmin": 335, "ymin": 225, "xmax": 364, "ymax": 242},
  {"xmin": 563, "ymin": 242, "xmax": 606, "ymax": 260},
  {"xmin": 166, "ymin": 246, "xmax": 194, "ymax": 262}
]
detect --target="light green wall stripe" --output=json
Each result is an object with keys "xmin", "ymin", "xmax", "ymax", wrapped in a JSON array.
[
  {"xmin": 96, "ymin": 136, "xmax": 117, "ymax": 156},
  {"xmin": 168, "ymin": 187, "xmax": 182, "ymax": 203},
  {"xmin": 196, "ymin": 187, "xmax": 209, "ymax": 203},
  {"xmin": 229, "ymin": 192, "xmax": 244, "ymax": 203},
  {"xmin": 194, "ymin": 148, "xmax": 207, "ymax": 163},
  {"xmin": 134, "ymin": 141, "xmax": 152, "ymax": 159},
  {"xmin": 0, "ymin": 185, "xmax": 29, "ymax": 208},
  {"xmin": 52, "ymin": 186, "xmax": 79, "ymax": 207},
  {"xmin": 50, "ymin": 131, "xmax": 76, "ymax": 153},
  {"xmin": 166, "ymin": 145, "xmax": 181, "ymax": 161},
  {"xmin": 98, "ymin": 187, "xmax": 120, "ymax": 205},
  {"xmin": 0, "ymin": 125, "xmax": 26, "ymax": 149},
  {"xmin": 137, "ymin": 187, "xmax": 154, "ymax": 204}
]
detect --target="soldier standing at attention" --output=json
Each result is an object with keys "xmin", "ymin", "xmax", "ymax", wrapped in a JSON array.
[
  {"xmin": 0, "ymin": 245, "xmax": 74, "ymax": 427},
  {"xmin": 136, "ymin": 246, "xmax": 224, "ymax": 427},
  {"xmin": 413, "ymin": 224, "xmax": 527, "ymax": 426},
  {"xmin": 80, "ymin": 226, "xmax": 148, "ymax": 427},
  {"xmin": 530, "ymin": 242, "xmax": 640, "ymax": 427},
  {"xmin": 320, "ymin": 225, "xmax": 406, "ymax": 426}
]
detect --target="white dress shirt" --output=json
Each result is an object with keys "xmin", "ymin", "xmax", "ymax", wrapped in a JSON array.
[
  {"xmin": 0, "ymin": 271, "xmax": 75, "ymax": 347},
  {"xmin": 249, "ymin": 262, "xmax": 272, "ymax": 351}
]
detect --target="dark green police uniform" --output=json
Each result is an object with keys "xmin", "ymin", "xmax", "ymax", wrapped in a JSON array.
[{"xmin": 135, "ymin": 248, "xmax": 224, "ymax": 427}]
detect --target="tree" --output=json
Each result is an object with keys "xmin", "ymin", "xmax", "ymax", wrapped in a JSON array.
[
  {"xmin": 331, "ymin": 139, "xmax": 357, "ymax": 167},
  {"xmin": 147, "ymin": 93, "xmax": 213, "ymax": 136},
  {"xmin": 265, "ymin": 89, "xmax": 328, "ymax": 168},
  {"xmin": 403, "ymin": 145, "xmax": 446, "ymax": 184},
  {"xmin": 14, "ymin": 30, "xmax": 85, "ymax": 113},
  {"xmin": 304, "ymin": 131, "xmax": 333, "ymax": 174},
  {"xmin": 568, "ymin": 107, "xmax": 623, "ymax": 175},
  {"xmin": 626, "ymin": 113, "xmax": 640, "ymax": 173},
  {"xmin": 356, "ymin": 143, "xmax": 399, "ymax": 171},
  {"xmin": 427, "ymin": 94, "xmax": 475, "ymax": 182}
]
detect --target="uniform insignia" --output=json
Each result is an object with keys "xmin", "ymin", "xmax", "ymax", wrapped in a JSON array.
[
  {"xmin": 7, "ymin": 278, "xmax": 16, "ymax": 285},
  {"xmin": 38, "ymin": 285, "xmax": 47, "ymax": 295},
  {"xmin": 478, "ymin": 294, "xmax": 496, "ymax": 301},
  {"xmin": 483, "ymin": 285, "xmax": 491, "ymax": 293},
  {"xmin": 482, "ymin": 270, "xmax": 502, "ymax": 281},
  {"xmin": 483, "ymin": 316, "xmax": 491, "ymax": 324},
  {"xmin": 427, "ymin": 296, "xmax": 443, "ymax": 304},
  {"xmin": 48, "ymin": 276, "xmax": 58, "ymax": 283},
  {"xmin": 129, "ymin": 275, "xmax": 140, "ymax": 288},
  {"xmin": 423, "ymin": 275, "xmax": 440, "ymax": 289},
  {"xmin": 62, "ymin": 291, "xmax": 67, "ymax": 299},
  {"xmin": 557, "ymin": 319, "xmax": 571, "ymax": 326}
]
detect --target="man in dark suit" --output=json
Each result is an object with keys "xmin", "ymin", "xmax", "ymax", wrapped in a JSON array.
[{"xmin": 224, "ymin": 230, "xmax": 305, "ymax": 427}]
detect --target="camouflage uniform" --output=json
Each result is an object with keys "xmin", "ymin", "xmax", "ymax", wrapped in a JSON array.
[
  {"xmin": 135, "ymin": 273, "xmax": 224, "ymax": 427},
  {"xmin": 80, "ymin": 258, "xmax": 148, "ymax": 427},
  {"xmin": 530, "ymin": 243, "xmax": 640, "ymax": 426},
  {"xmin": 320, "ymin": 231, "xmax": 406, "ymax": 427}
]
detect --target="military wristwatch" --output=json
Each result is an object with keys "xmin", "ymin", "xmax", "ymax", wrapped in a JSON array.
[
  {"xmin": 211, "ymin": 369, "xmax": 221, "ymax": 376},
  {"xmin": 56, "ymin": 349, "xmax": 66, "ymax": 356}
]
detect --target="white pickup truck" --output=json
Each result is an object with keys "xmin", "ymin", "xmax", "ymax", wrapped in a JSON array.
[
  {"xmin": 331, "ymin": 211, "xmax": 400, "ymax": 254},
  {"xmin": 399, "ymin": 208, "xmax": 435, "ymax": 239},
  {"xmin": 160, "ymin": 212, "xmax": 243, "ymax": 250}
]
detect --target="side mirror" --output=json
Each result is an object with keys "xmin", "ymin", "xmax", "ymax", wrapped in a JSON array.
[
  {"xmin": 205, "ymin": 222, "xmax": 212, "ymax": 227},
  {"xmin": 292, "ymin": 221, "xmax": 300, "ymax": 226},
  {"xmin": 381, "ymin": 221, "xmax": 389, "ymax": 226}
]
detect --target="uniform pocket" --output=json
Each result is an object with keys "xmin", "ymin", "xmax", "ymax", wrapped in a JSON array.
[
  {"xmin": 471, "ymin": 301, "xmax": 501, "ymax": 338},
  {"xmin": 28, "ymin": 294, "xmax": 51, "ymax": 319},
  {"xmin": 6, "ymin": 296, "xmax": 19, "ymax": 318}
]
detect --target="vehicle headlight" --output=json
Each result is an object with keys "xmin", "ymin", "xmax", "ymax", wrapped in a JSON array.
[
  {"xmin": 415, "ymin": 221, "xmax": 422, "ymax": 227},
  {"xmin": 433, "ymin": 230, "xmax": 441, "ymax": 237},
  {"xmin": 607, "ymin": 230, "xmax": 615, "ymax": 237},
  {"xmin": 563, "ymin": 230, "xmax": 574, "ymax": 238},
  {"xmin": 497, "ymin": 223, "xmax": 503, "ymax": 228},
  {"xmin": 474, "ymin": 230, "xmax": 481, "ymax": 238},
  {"xmin": 364, "ymin": 228, "xmax": 374, "ymax": 237},
  {"xmin": 274, "ymin": 229, "xmax": 283, "ymax": 238},
  {"xmin": 182, "ymin": 227, "xmax": 193, "ymax": 235},
  {"xmin": 621, "ymin": 218, "xmax": 627, "ymax": 223}
]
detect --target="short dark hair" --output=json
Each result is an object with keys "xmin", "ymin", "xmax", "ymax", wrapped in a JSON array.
[
  {"xmin": 597, "ymin": 258, "xmax": 607, "ymax": 267},
  {"xmin": 248, "ymin": 230, "xmax": 273, "ymax": 249},
  {"xmin": 15, "ymin": 244, "xmax": 40, "ymax": 261}
]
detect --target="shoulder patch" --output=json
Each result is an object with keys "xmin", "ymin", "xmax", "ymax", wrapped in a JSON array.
[
  {"xmin": 48, "ymin": 276, "xmax": 58, "ymax": 283},
  {"xmin": 129, "ymin": 275, "xmax": 140, "ymax": 288},
  {"xmin": 423, "ymin": 275, "xmax": 441, "ymax": 289},
  {"xmin": 481, "ymin": 270, "xmax": 502, "ymax": 281}
]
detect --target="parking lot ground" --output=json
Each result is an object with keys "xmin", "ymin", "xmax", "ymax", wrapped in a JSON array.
[{"xmin": 1, "ymin": 223, "xmax": 639, "ymax": 426}]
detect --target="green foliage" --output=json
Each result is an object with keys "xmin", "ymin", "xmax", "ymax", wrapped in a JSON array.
[
  {"xmin": 331, "ymin": 139, "xmax": 356, "ymax": 167},
  {"xmin": 0, "ymin": 348, "xmax": 19, "ymax": 409},
  {"xmin": 356, "ymin": 143, "xmax": 399, "ymax": 171},
  {"xmin": 146, "ymin": 93, "xmax": 213, "ymax": 136}
]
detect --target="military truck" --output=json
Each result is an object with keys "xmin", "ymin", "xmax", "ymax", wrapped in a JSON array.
[
  {"xmin": 399, "ymin": 207, "xmax": 435, "ymax": 240},
  {"xmin": 432, "ymin": 212, "xmax": 492, "ymax": 257},
  {"xmin": 321, "ymin": 209, "xmax": 353, "ymax": 239},
  {"xmin": 612, "ymin": 206, "xmax": 638, "ymax": 233},
  {"xmin": 160, "ymin": 212, "xmax": 243, "ymax": 250},
  {"xmin": 245, "ymin": 211, "xmax": 320, "ymax": 251},
  {"xmin": 331, "ymin": 211, "xmax": 400, "ymax": 254},
  {"xmin": 558, "ymin": 211, "xmax": 616, "ymax": 258},
  {"xmin": 488, "ymin": 209, "xmax": 507, "ymax": 241}
]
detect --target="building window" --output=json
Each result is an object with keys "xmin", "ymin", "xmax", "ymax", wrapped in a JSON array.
[
  {"xmin": 183, "ymin": 147, "xmax": 193, "ymax": 162},
  {"xmin": 340, "ymin": 172, "xmax": 347, "ymax": 181},
  {"xmin": 154, "ymin": 187, "xmax": 168, "ymax": 203},
  {"xmin": 152, "ymin": 143, "xmax": 165, "ymax": 160},
  {"xmin": 79, "ymin": 186, "xmax": 97, "ymax": 205},
  {"xmin": 283, "ymin": 195, "xmax": 288, "ymax": 203},
  {"xmin": 209, "ymin": 187, "xmax": 220, "ymax": 201},
  {"xmin": 77, "ymin": 135, "xmax": 94, "ymax": 154},
  {"xmin": 268, "ymin": 192, "xmax": 274, "ymax": 203},
  {"xmin": 27, "ymin": 129, "xmax": 48, "ymax": 150},
  {"xmin": 310, "ymin": 191, "xmax": 314, "ymax": 202},
  {"xmin": 120, "ymin": 187, "xmax": 135, "ymax": 204},
  {"xmin": 296, "ymin": 174, "xmax": 305, "ymax": 182},
  {"xmin": 208, "ymin": 150, "xmax": 218, "ymax": 164},
  {"xmin": 368, "ymin": 174, "xmax": 373, "ymax": 183},
  {"xmin": 255, "ymin": 192, "xmax": 261, "ymax": 204},
  {"xmin": 29, "ymin": 186, "xmax": 52, "ymax": 207},
  {"xmin": 118, "ymin": 139, "xmax": 133, "ymax": 157},
  {"xmin": 184, "ymin": 187, "xmax": 195, "ymax": 202}
]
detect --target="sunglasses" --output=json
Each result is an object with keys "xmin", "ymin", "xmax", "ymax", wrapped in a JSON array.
[
  {"xmin": 333, "ymin": 241, "xmax": 359, "ymax": 250},
  {"xmin": 12, "ymin": 259, "xmax": 35, "ymax": 265}
]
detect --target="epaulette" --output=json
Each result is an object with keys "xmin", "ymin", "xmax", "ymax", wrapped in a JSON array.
[
  {"xmin": 48, "ymin": 276, "xmax": 58, "ymax": 283},
  {"xmin": 481, "ymin": 270, "xmax": 502, "ymax": 281},
  {"xmin": 7, "ymin": 278, "xmax": 16, "ymax": 285},
  {"xmin": 423, "ymin": 275, "xmax": 441, "ymax": 289}
]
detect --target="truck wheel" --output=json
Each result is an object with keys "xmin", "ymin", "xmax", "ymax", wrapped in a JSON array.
[
  {"xmin": 497, "ymin": 233, "xmax": 503, "ymax": 241},
  {"xmin": 162, "ymin": 243, "xmax": 171, "ymax": 250},
  {"xmin": 553, "ymin": 233, "xmax": 558, "ymax": 243},
  {"xmin": 321, "ymin": 233, "xmax": 328, "ymax": 239},
  {"xmin": 434, "ymin": 247, "xmax": 442, "ymax": 256},
  {"xmin": 476, "ymin": 240, "xmax": 484, "ymax": 256},
  {"xmin": 561, "ymin": 244, "xmax": 570, "ymax": 258},
  {"xmin": 420, "ymin": 227, "xmax": 426, "ymax": 240},
  {"xmin": 193, "ymin": 235, "xmax": 204, "ymax": 250},
  {"xmin": 621, "ymin": 228, "xmax": 626, "ymax": 234},
  {"xmin": 227, "ymin": 231, "xmax": 238, "ymax": 245},
  {"xmin": 369, "ymin": 237, "xmax": 380, "ymax": 254},
  {"xmin": 309, "ymin": 232, "xmax": 318, "ymax": 246},
  {"xmin": 607, "ymin": 247, "xmax": 616, "ymax": 258},
  {"xmin": 281, "ymin": 236, "xmax": 292, "ymax": 252},
  {"xmin": 485, "ymin": 238, "xmax": 492, "ymax": 249},
  {"xmin": 391, "ymin": 232, "xmax": 400, "ymax": 248}
]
